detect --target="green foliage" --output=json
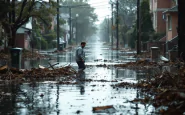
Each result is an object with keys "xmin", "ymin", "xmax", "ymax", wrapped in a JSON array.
[
  {"xmin": 54, "ymin": 19, "xmax": 66, "ymax": 37},
  {"xmin": 0, "ymin": 0, "xmax": 57, "ymax": 47},
  {"xmin": 127, "ymin": 26, "xmax": 137, "ymax": 48},
  {"xmin": 140, "ymin": 0, "xmax": 154, "ymax": 42},
  {"xmin": 119, "ymin": 0, "xmax": 137, "ymax": 27},
  {"xmin": 41, "ymin": 38, "xmax": 48, "ymax": 49},
  {"xmin": 125, "ymin": 0, "xmax": 154, "ymax": 48}
]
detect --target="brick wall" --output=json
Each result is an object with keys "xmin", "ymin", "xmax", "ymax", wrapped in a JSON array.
[
  {"xmin": 157, "ymin": 11, "xmax": 166, "ymax": 33},
  {"xmin": 171, "ymin": 13, "xmax": 178, "ymax": 38},
  {"xmin": 15, "ymin": 33, "xmax": 30, "ymax": 49},
  {"xmin": 166, "ymin": 12, "xmax": 178, "ymax": 41},
  {"xmin": 158, "ymin": 0, "xmax": 171, "ymax": 8},
  {"xmin": 15, "ymin": 34, "xmax": 25, "ymax": 48}
]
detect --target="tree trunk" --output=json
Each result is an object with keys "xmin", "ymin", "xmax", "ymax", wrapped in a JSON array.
[
  {"xmin": 178, "ymin": 0, "xmax": 185, "ymax": 61},
  {"xmin": 7, "ymin": 28, "xmax": 16, "ymax": 48},
  {"xmin": 11, "ymin": 29, "xmax": 16, "ymax": 47}
]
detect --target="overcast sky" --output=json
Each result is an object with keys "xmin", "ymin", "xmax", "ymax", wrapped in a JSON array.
[{"xmin": 88, "ymin": 0, "xmax": 111, "ymax": 24}]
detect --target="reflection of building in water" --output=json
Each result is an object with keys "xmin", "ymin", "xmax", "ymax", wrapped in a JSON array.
[
  {"xmin": 116, "ymin": 68, "xmax": 136, "ymax": 79},
  {"xmin": 76, "ymin": 71, "xmax": 85, "ymax": 95}
]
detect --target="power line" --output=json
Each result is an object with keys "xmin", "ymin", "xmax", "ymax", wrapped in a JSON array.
[
  {"xmin": 81, "ymin": 4, "xmax": 110, "ymax": 8},
  {"xmin": 88, "ymin": 1, "xmax": 109, "ymax": 5},
  {"xmin": 60, "ymin": 3, "xmax": 110, "ymax": 8}
]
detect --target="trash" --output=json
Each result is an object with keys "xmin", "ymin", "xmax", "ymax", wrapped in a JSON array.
[
  {"xmin": 0, "ymin": 65, "xmax": 77, "ymax": 80},
  {"xmin": 38, "ymin": 65, "xmax": 45, "ymax": 69},
  {"xmin": 92, "ymin": 105, "xmax": 116, "ymax": 113},
  {"xmin": 0, "ymin": 65, "xmax": 8, "ymax": 71},
  {"xmin": 160, "ymin": 55, "xmax": 169, "ymax": 62}
]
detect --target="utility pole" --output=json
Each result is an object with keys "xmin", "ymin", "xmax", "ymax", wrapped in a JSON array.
[
  {"xmin": 57, "ymin": 0, "xmax": 60, "ymax": 50},
  {"xmin": 69, "ymin": 8, "xmax": 72, "ymax": 45},
  {"xmin": 116, "ymin": 0, "xmax": 119, "ymax": 59},
  {"xmin": 178, "ymin": 0, "xmax": 185, "ymax": 60},
  {"xmin": 76, "ymin": 16, "xmax": 77, "ymax": 45},
  {"xmin": 59, "ymin": 4, "xmax": 91, "ymax": 46},
  {"xmin": 107, "ymin": 15, "xmax": 110, "ymax": 43},
  {"xmin": 111, "ymin": 3, "xmax": 113, "ymax": 50},
  {"xmin": 137, "ymin": 0, "xmax": 141, "ymax": 54}
]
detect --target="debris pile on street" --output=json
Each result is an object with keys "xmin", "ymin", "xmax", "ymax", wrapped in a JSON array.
[
  {"xmin": 92, "ymin": 105, "xmax": 116, "ymax": 113},
  {"xmin": 0, "ymin": 65, "xmax": 77, "ymax": 80},
  {"xmin": 0, "ymin": 50, "xmax": 47, "ymax": 60},
  {"xmin": 22, "ymin": 50, "xmax": 47, "ymax": 59},
  {"xmin": 0, "ymin": 50, "xmax": 9, "ymax": 60},
  {"xmin": 114, "ymin": 65, "xmax": 185, "ymax": 115},
  {"xmin": 114, "ymin": 59, "xmax": 158, "ymax": 69}
]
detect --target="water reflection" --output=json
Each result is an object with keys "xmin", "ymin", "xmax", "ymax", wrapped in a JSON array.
[
  {"xmin": 0, "ymin": 66, "xmax": 156, "ymax": 115},
  {"xmin": 76, "ymin": 71, "xmax": 85, "ymax": 95},
  {"xmin": 0, "ymin": 41, "xmax": 155, "ymax": 115}
]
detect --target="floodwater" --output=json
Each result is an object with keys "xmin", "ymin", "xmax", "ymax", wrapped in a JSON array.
[{"xmin": 0, "ymin": 38, "xmax": 157, "ymax": 115}]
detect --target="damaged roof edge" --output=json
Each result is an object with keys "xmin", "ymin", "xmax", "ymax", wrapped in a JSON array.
[{"xmin": 163, "ymin": 5, "xmax": 178, "ymax": 14}]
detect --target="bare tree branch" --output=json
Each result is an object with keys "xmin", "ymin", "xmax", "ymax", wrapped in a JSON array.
[{"xmin": 15, "ymin": 0, "xmax": 28, "ymax": 24}]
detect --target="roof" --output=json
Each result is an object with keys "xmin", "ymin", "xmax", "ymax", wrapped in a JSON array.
[
  {"xmin": 163, "ymin": 5, "xmax": 178, "ymax": 14},
  {"xmin": 159, "ymin": 36, "xmax": 166, "ymax": 42},
  {"xmin": 165, "ymin": 35, "xmax": 178, "ymax": 43}
]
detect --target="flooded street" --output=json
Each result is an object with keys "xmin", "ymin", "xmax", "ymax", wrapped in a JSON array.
[{"xmin": 0, "ymin": 39, "xmax": 156, "ymax": 115}]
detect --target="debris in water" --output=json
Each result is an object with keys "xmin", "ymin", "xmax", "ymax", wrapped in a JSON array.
[{"xmin": 92, "ymin": 105, "xmax": 116, "ymax": 113}]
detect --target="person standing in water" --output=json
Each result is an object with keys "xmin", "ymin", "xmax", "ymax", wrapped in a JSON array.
[{"xmin": 75, "ymin": 42, "xmax": 86, "ymax": 71}]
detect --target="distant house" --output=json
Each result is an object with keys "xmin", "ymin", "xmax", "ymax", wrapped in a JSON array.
[
  {"xmin": 57, "ymin": 13, "xmax": 70, "ymax": 45},
  {"xmin": 15, "ymin": 18, "xmax": 32, "ymax": 50}
]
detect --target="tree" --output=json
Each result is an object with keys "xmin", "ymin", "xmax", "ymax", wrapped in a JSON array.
[
  {"xmin": 60, "ymin": 0, "xmax": 98, "ymax": 42},
  {"xmin": 118, "ymin": 0, "xmax": 137, "ymax": 48},
  {"xmin": 99, "ymin": 18, "xmax": 111, "ymax": 42},
  {"xmin": 0, "ymin": 0, "xmax": 56, "ymax": 49},
  {"xmin": 125, "ymin": 0, "xmax": 154, "ymax": 49},
  {"xmin": 178, "ymin": 0, "xmax": 185, "ymax": 60},
  {"xmin": 140, "ymin": 0, "xmax": 154, "ymax": 42},
  {"xmin": 119, "ymin": 0, "xmax": 137, "ymax": 27}
]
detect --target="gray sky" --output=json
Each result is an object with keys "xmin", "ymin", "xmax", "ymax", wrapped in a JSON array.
[{"xmin": 88, "ymin": 0, "xmax": 111, "ymax": 24}]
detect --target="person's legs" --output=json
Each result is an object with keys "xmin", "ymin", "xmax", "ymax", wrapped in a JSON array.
[
  {"xmin": 76, "ymin": 61, "xmax": 86, "ymax": 70},
  {"xmin": 76, "ymin": 61, "xmax": 86, "ymax": 77}
]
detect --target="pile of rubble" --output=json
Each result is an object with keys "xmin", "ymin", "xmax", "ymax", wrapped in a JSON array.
[
  {"xmin": 114, "ymin": 59, "xmax": 159, "ymax": 69},
  {"xmin": 114, "ymin": 64, "xmax": 185, "ymax": 114},
  {"xmin": 0, "ymin": 50, "xmax": 47, "ymax": 61},
  {"xmin": 0, "ymin": 65, "xmax": 77, "ymax": 81}
]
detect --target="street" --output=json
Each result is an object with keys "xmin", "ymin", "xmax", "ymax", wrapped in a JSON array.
[{"xmin": 0, "ymin": 38, "xmax": 155, "ymax": 115}]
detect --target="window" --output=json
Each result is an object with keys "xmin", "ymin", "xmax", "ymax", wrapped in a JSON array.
[
  {"xmin": 173, "ymin": 0, "xmax": 178, "ymax": 5},
  {"xmin": 153, "ymin": 12, "xmax": 157, "ymax": 28},
  {"xmin": 168, "ymin": 15, "xmax": 172, "ymax": 30},
  {"xmin": 175, "ymin": 0, "xmax": 178, "ymax": 5}
]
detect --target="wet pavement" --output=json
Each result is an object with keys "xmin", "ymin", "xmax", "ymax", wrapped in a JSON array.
[{"xmin": 0, "ymin": 38, "xmax": 157, "ymax": 115}]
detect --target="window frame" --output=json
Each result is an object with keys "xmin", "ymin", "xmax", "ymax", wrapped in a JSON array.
[{"xmin": 168, "ymin": 15, "xmax": 172, "ymax": 31}]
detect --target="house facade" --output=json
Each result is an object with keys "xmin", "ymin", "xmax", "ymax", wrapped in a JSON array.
[
  {"xmin": 150, "ymin": 0, "xmax": 178, "ymax": 58},
  {"xmin": 163, "ymin": 1, "xmax": 178, "ymax": 59},
  {"xmin": 150, "ymin": 0, "xmax": 171, "ymax": 33},
  {"xmin": 163, "ymin": 2, "xmax": 178, "ymax": 42}
]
